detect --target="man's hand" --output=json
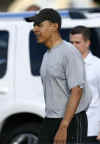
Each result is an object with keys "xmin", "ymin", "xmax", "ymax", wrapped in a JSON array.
[
  {"xmin": 54, "ymin": 121, "xmax": 67, "ymax": 144},
  {"xmin": 96, "ymin": 132, "xmax": 100, "ymax": 141}
]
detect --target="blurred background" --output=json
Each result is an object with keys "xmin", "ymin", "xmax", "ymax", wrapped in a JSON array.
[{"xmin": 0, "ymin": 0, "xmax": 100, "ymax": 12}]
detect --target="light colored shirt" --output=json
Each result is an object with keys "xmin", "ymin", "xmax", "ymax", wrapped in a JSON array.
[
  {"xmin": 40, "ymin": 40, "xmax": 90, "ymax": 118},
  {"xmin": 85, "ymin": 52, "xmax": 100, "ymax": 136}
]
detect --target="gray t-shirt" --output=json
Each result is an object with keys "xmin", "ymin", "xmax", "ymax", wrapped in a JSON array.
[{"xmin": 40, "ymin": 40, "xmax": 90, "ymax": 118}]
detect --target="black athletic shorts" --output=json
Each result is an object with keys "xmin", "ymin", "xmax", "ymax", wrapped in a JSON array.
[{"xmin": 38, "ymin": 111, "xmax": 87, "ymax": 144}]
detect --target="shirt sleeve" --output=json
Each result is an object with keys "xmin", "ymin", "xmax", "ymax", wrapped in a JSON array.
[{"xmin": 63, "ymin": 47, "xmax": 86, "ymax": 90}]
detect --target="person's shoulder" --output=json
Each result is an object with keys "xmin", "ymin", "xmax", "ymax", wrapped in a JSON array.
[
  {"xmin": 91, "ymin": 54, "xmax": 100, "ymax": 72},
  {"xmin": 62, "ymin": 40, "xmax": 76, "ymax": 53},
  {"xmin": 62, "ymin": 40, "xmax": 82, "ymax": 57},
  {"xmin": 62, "ymin": 40, "xmax": 74, "ymax": 49},
  {"xmin": 94, "ymin": 56, "xmax": 100, "ymax": 69},
  {"xmin": 92, "ymin": 54, "xmax": 100, "ymax": 64}
]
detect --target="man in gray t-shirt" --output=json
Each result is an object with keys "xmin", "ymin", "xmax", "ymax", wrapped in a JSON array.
[
  {"xmin": 26, "ymin": 8, "xmax": 90, "ymax": 144},
  {"xmin": 41, "ymin": 40, "xmax": 89, "ymax": 118}
]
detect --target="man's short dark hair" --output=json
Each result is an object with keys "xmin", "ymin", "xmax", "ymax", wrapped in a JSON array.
[
  {"xmin": 70, "ymin": 26, "xmax": 91, "ymax": 41},
  {"xmin": 26, "ymin": 8, "xmax": 61, "ymax": 31},
  {"xmin": 93, "ymin": 0, "xmax": 100, "ymax": 5}
]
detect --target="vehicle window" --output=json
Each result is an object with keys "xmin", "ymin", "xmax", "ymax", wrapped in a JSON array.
[
  {"xmin": 29, "ymin": 31, "xmax": 47, "ymax": 76},
  {"xmin": 0, "ymin": 31, "xmax": 9, "ymax": 78},
  {"xmin": 29, "ymin": 28, "xmax": 100, "ymax": 76},
  {"xmin": 90, "ymin": 28, "xmax": 100, "ymax": 58}
]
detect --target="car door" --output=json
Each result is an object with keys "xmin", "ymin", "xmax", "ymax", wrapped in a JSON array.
[{"xmin": 0, "ymin": 21, "xmax": 16, "ymax": 120}]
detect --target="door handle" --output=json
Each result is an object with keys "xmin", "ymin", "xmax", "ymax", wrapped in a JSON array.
[{"xmin": 0, "ymin": 87, "xmax": 8, "ymax": 94}]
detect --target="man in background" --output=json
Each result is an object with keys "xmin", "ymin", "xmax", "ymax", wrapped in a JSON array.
[{"xmin": 70, "ymin": 25, "xmax": 100, "ymax": 144}]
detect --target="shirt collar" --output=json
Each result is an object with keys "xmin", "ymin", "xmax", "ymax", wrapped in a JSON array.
[{"xmin": 84, "ymin": 52, "xmax": 94, "ymax": 64}]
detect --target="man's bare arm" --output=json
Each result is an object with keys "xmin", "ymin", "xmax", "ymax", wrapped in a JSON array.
[
  {"xmin": 61, "ymin": 86, "xmax": 83, "ymax": 127},
  {"xmin": 54, "ymin": 86, "xmax": 83, "ymax": 144}
]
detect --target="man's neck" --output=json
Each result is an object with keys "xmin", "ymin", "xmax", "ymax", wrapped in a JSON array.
[
  {"xmin": 46, "ymin": 33, "xmax": 63, "ymax": 49},
  {"xmin": 82, "ymin": 50, "xmax": 89, "ymax": 59}
]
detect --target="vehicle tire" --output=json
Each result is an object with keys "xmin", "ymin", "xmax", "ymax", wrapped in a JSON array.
[{"xmin": 0, "ymin": 122, "xmax": 40, "ymax": 144}]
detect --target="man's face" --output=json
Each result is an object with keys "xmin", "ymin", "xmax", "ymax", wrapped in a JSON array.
[
  {"xmin": 33, "ymin": 20, "xmax": 54, "ymax": 44},
  {"xmin": 70, "ymin": 33, "xmax": 90, "ymax": 55}
]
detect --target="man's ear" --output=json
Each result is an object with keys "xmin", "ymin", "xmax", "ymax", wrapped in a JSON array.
[
  {"xmin": 87, "ymin": 40, "xmax": 91, "ymax": 47},
  {"xmin": 51, "ymin": 23, "xmax": 59, "ymax": 32}
]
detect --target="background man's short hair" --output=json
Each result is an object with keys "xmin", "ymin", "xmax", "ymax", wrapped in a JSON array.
[{"xmin": 70, "ymin": 26, "xmax": 91, "ymax": 41}]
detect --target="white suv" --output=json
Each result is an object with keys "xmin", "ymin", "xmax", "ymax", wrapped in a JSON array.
[{"xmin": 0, "ymin": 9, "xmax": 100, "ymax": 144}]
